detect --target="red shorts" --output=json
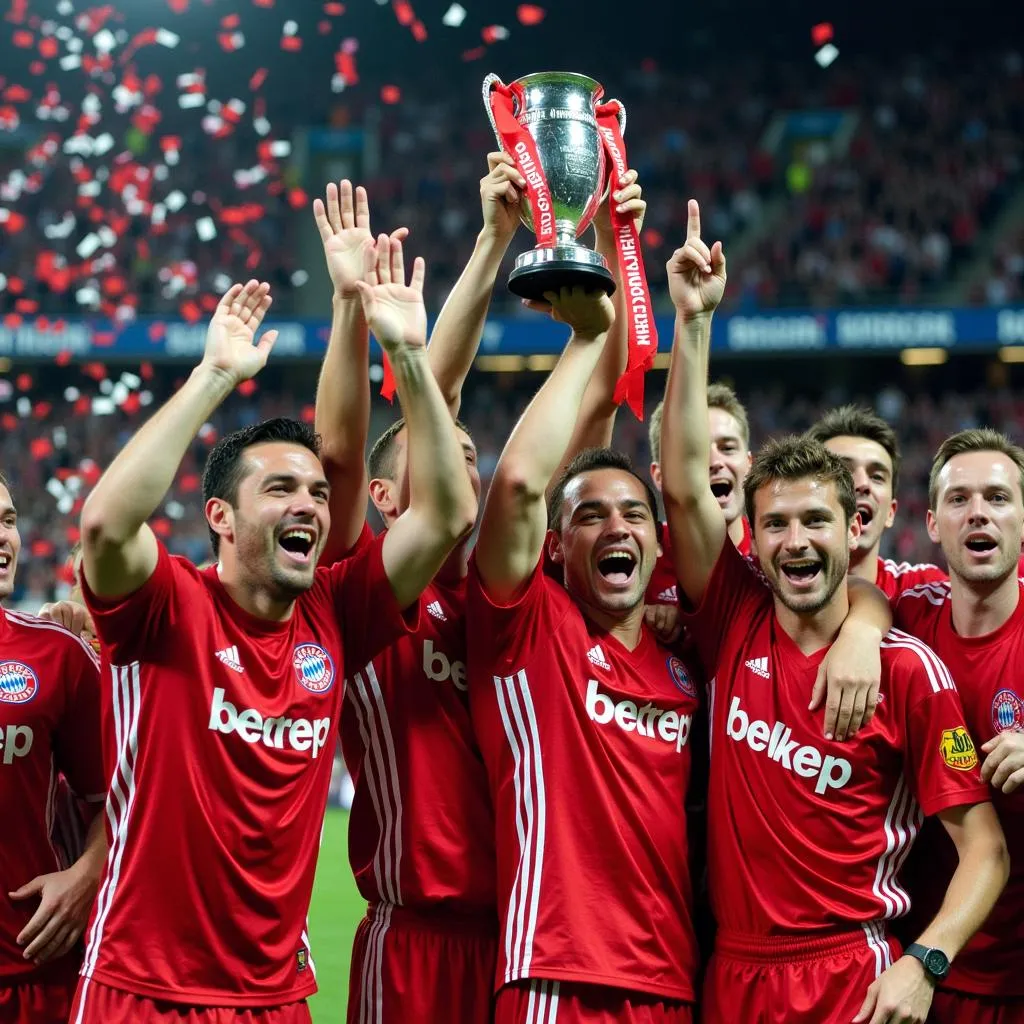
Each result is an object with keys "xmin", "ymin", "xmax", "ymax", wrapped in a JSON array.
[
  {"xmin": 702, "ymin": 926, "xmax": 900, "ymax": 1024},
  {"xmin": 347, "ymin": 903, "xmax": 498, "ymax": 1024},
  {"xmin": 0, "ymin": 977, "xmax": 75, "ymax": 1024},
  {"xmin": 931, "ymin": 989, "xmax": 1024, "ymax": 1024},
  {"xmin": 494, "ymin": 980, "xmax": 693, "ymax": 1023},
  {"xmin": 69, "ymin": 978, "xmax": 312, "ymax": 1023}
]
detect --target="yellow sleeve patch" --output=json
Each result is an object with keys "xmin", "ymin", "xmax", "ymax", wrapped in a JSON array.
[{"xmin": 940, "ymin": 726, "xmax": 979, "ymax": 771}]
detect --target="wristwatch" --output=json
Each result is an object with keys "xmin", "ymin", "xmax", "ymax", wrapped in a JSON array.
[{"xmin": 904, "ymin": 943, "xmax": 951, "ymax": 982}]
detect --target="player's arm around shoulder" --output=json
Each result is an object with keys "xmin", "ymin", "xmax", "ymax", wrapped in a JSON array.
[{"xmin": 660, "ymin": 200, "xmax": 728, "ymax": 608}]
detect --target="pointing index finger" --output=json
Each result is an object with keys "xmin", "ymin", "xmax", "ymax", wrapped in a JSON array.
[{"xmin": 686, "ymin": 198, "xmax": 701, "ymax": 243}]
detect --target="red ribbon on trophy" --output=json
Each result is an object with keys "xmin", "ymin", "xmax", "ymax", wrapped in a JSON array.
[
  {"xmin": 487, "ymin": 81, "xmax": 558, "ymax": 249},
  {"xmin": 595, "ymin": 99, "xmax": 657, "ymax": 420}
]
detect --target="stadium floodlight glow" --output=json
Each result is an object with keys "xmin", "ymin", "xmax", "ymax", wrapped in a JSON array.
[
  {"xmin": 475, "ymin": 355, "xmax": 526, "ymax": 372},
  {"xmin": 899, "ymin": 347, "xmax": 948, "ymax": 366}
]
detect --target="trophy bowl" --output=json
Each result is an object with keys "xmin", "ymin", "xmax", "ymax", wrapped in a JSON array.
[{"xmin": 484, "ymin": 71, "xmax": 621, "ymax": 301}]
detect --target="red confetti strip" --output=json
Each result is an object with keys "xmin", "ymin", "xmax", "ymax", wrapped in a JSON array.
[
  {"xmin": 324, "ymin": 2, "xmax": 346, "ymax": 13},
  {"xmin": 249, "ymin": 67, "xmax": 268, "ymax": 90},
  {"xmin": 380, "ymin": 84, "xmax": 401, "ymax": 104},
  {"xmin": 811, "ymin": 22, "xmax": 834, "ymax": 46},
  {"xmin": 516, "ymin": 4, "xmax": 546, "ymax": 25},
  {"xmin": 280, "ymin": 35, "xmax": 301, "ymax": 52}
]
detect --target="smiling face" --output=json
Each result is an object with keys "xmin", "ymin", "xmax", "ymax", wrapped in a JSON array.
[
  {"xmin": 207, "ymin": 442, "xmax": 330, "ymax": 600},
  {"xmin": 708, "ymin": 407, "xmax": 752, "ymax": 526},
  {"xmin": 752, "ymin": 476, "xmax": 860, "ymax": 615},
  {"xmin": 928, "ymin": 450, "xmax": 1024, "ymax": 586},
  {"xmin": 548, "ymin": 468, "xmax": 659, "ymax": 617},
  {"xmin": 0, "ymin": 483, "xmax": 20, "ymax": 600},
  {"xmin": 822, "ymin": 435, "xmax": 897, "ymax": 556}
]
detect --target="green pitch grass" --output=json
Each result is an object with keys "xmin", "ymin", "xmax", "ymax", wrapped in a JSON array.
[{"xmin": 308, "ymin": 809, "xmax": 364, "ymax": 1024}]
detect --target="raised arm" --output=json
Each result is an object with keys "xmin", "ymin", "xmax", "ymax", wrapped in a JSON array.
[
  {"xmin": 475, "ymin": 288, "xmax": 615, "ymax": 603},
  {"xmin": 426, "ymin": 152, "xmax": 523, "ymax": 417},
  {"xmin": 855, "ymin": 802, "xmax": 1008, "ymax": 1024},
  {"xmin": 312, "ymin": 181, "xmax": 407, "ymax": 562},
  {"xmin": 660, "ymin": 200, "xmax": 728, "ymax": 606},
  {"xmin": 81, "ymin": 281, "xmax": 278, "ymax": 599},
  {"xmin": 355, "ymin": 238, "xmax": 478, "ymax": 609},
  {"xmin": 542, "ymin": 171, "xmax": 645, "ymax": 493}
]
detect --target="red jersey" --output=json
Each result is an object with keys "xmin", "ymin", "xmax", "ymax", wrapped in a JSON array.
[
  {"xmin": 78, "ymin": 536, "xmax": 415, "ymax": 1007},
  {"xmin": 341, "ymin": 568, "xmax": 496, "ymax": 915},
  {"xmin": 467, "ymin": 559, "xmax": 700, "ymax": 1001},
  {"xmin": 874, "ymin": 558, "xmax": 947, "ymax": 604},
  {"xmin": 647, "ymin": 518, "xmax": 751, "ymax": 606},
  {"xmin": 682, "ymin": 543, "xmax": 989, "ymax": 937},
  {"xmin": 0, "ymin": 608, "xmax": 104, "ymax": 983},
  {"xmin": 895, "ymin": 579, "xmax": 1024, "ymax": 996}
]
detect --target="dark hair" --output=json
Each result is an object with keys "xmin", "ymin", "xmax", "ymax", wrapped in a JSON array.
[
  {"xmin": 0, "ymin": 471, "xmax": 10, "ymax": 498},
  {"xmin": 929, "ymin": 428, "xmax": 1024, "ymax": 508},
  {"xmin": 805, "ymin": 404, "xmax": 902, "ymax": 492},
  {"xmin": 547, "ymin": 447, "xmax": 659, "ymax": 531},
  {"xmin": 368, "ymin": 416, "xmax": 474, "ymax": 482},
  {"xmin": 744, "ymin": 435, "xmax": 857, "ymax": 528},
  {"xmin": 202, "ymin": 417, "xmax": 322, "ymax": 555}
]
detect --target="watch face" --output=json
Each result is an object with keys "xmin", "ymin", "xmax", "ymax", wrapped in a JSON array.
[{"xmin": 924, "ymin": 949, "xmax": 950, "ymax": 977}]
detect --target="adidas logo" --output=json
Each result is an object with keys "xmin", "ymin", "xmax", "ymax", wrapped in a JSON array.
[
  {"xmin": 657, "ymin": 585, "xmax": 678, "ymax": 603},
  {"xmin": 426, "ymin": 600, "xmax": 447, "ymax": 622},
  {"xmin": 215, "ymin": 645, "xmax": 244, "ymax": 673},
  {"xmin": 745, "ymin": 656, "xmax": 770, "ymax": 679},
  {"xmin": 586, "ymin": 644, "xmax": 611, "ymax": 671}
]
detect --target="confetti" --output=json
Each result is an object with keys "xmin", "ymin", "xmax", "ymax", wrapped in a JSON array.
[
  {"xmin": 442, "ymin": 3, "xmax": 466, "ymax": 27},
  {"xmin": 811, "ymin": 22, "xmax": 834, "ymax": 46},
  {"xmin": 516, "ymin": 4, "xmax": 546, "ymax": 26},
  {"xmin": 815, "ymin": 43, "xmax": 839, "ymax": 68}
]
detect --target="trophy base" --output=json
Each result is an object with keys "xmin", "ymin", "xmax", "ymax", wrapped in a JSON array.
[{"xmin": 508, "ymin": 245, "xmax": 616, "ymax": 301}]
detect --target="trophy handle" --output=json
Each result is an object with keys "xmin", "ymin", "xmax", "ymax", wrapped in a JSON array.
[{"xmin": 482, "ymin": 73, "xmax": 505, "ymax": 149}]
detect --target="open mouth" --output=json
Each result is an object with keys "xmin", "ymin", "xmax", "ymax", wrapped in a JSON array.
[
  {"xmin": 780, "ymin": 559, "xmax": 822, "ymax": 586},
  {"xmin": 856, "ymin": 503, "xmax": 874, "ymax": 527},
  {"xmin": 965, "ymin": 535, "xmax": 998, "ymax": 555},
  {"xmin": 710, "ymin": 480, "xmax": 733, "ymax": 504},
  {"xmin": 596, "ymin": 550, "xmax": 638, "ymax": 587},
  {"xmin": 278, "ymin": 527, "xmax": 316, "ymax": 564},
  {"xmin": 0, "ymin": 551, "xmax": 11, "ymax": 573}
]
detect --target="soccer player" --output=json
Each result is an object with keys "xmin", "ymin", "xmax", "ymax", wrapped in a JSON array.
[
  {"xmin": 468, "ymin": 284, "xmax": 702, "ymax": 1023},
  {"xmin": 660, "ymin": 200, "xmax": 1009, "ymax": 1024},
  {"xmin": 806, "ymin": 405, "xmax": 947, "ymax": 601},
  {"xmin": 895, "ymin": 428, "xmax": 1024, "ymax": 1022},
  {"xmin": 311, "ymin": 161, "xmax": 645, "ymax": 1023},
  {"xmin": 646, "ymin": 383, "xmax": 753, "ymax": 606},
  {"xmin": 69, "ymin": 274, "xmax": 477, "ymax": 1023},
  {"xmin": 0, "ymin": 472, "xmax": 107, "ymax": 1024}
]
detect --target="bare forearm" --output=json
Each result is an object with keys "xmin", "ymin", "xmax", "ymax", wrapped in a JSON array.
[
  {"xmin": 82, "ymin": 364, "xmax": 234, "ymax": 543},
  {"xmin": 427, "ymin": 231, "xmax": 510, "ymax": 415},
  {"xmin": 916, "ymin": 823, "xmax": 1008, "ymax": 957},
  {"xmin": 316, "ymin": 296, "xmax": 371, "ymax": 558},
  {"xmin": 661, "ymin": 311, "xmax": 714, "ymax": 508},
  {"xmin": 500, "ymin": 331, "xmax": 609, "ymax": 502},
  {"xmin": 845, "ymin": 577, "xmax": 892, "ymax": 636},
  {"xmin": 72, "ymin": 809, "xmax": 108, "ymax": 886},
  {"xmin": 558, "ymin": 229, "xmax": 628, "ymax": 455},
  {"xmin": 393, "ymin": 346, "xmax": 476, "ymax": 532}
]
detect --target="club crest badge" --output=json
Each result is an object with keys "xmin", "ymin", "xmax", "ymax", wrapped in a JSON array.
[
  {"xmin": 293, "ymin": 644, "xmax": 335, "ymax": 695},
  {"xmin": 991, "ymin": 689, "xmax": 1024, "ymax": 735},
  {"xmin": 0, "ymin": 661, "xmax": 38, "ymax": 704},
  {"xmin": 667, "ymin": 656, "xmax": 696, "ymax": 698}
]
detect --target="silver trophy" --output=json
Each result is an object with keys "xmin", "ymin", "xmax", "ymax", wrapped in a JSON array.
[{"xmin": 483, "ymin": 71, "xmax": 625, "ymax": 301}]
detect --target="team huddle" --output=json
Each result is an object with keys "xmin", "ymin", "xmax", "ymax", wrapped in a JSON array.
[{"xmin": 1, "ymin": 154, "xmax": 1022, "ymax": 1024}]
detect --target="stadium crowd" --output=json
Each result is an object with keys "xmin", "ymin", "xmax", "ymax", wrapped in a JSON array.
[{"xmin": 4, "ymin": 371, "xmax": 1024, "ymax": 609}]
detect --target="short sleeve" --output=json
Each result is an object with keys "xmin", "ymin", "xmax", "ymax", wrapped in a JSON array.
[
  {"xmin": 466, "ymin": 554, "xmax": 570, "ymax": 670},
  {"xmin": 53, "ymin": 637, "xmax": 107, "ymax": 802},
  {"xmin": 322, "ymin": 531, "xmax": 420, "ymax": 666},
  {"xmin": 678, "ymin": 541, "xmax": 771, "ymax": 675},
  {"xmin": 81, "ymin": 541, "xmax": 191, "ymax": 662},
  {"xmin": 900, "ymin": 651, "xmax": 990, "ymax": 816}
]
